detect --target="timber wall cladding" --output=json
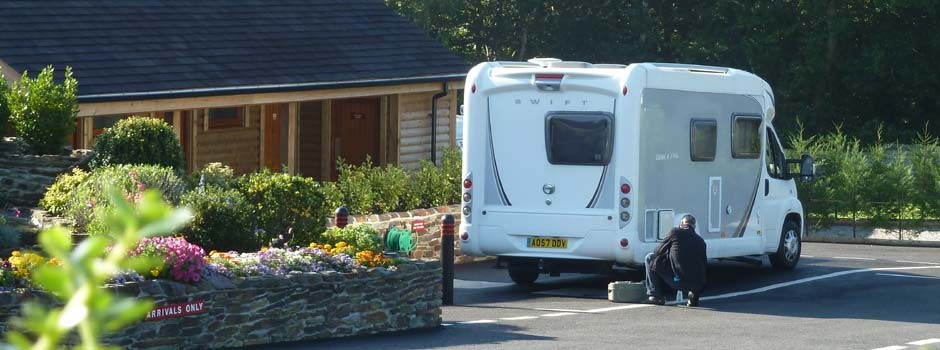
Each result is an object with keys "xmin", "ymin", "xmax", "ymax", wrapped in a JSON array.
[
  {"xmin": 398, "ymin": 91, "xmax": 453, "ymax": 170},
  {"xmin": 194, "ymin": 109, "xmax": 261, "ymax": 175},
  {"xmin": 298, "ymin": 101, "xmax": 323, "ymax": 179}
]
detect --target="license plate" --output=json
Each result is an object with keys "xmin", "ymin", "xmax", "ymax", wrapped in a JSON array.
[{"xmin": 527, "ymin": 237, "xmax": 568, "ymax": 249}]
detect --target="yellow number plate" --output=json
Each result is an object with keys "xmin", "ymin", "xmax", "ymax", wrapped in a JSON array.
[{"xmin": 527, "ymin": 237, "xmax": 568, "ymax": 249}]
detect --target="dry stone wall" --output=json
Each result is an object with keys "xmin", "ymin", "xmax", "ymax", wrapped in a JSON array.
[
  {"xmin": 0, "ymin": 142, "xmax": 90, "ymax": 207},
  {"xmin": 0, "ymin": 260, "xmax": 442, "ymax": 349}
]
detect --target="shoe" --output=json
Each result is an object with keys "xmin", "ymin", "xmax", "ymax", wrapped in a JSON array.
[
  {"xmin": 687, "ymin": 291, "xmax": 700, "ymax": 307},
  {"xmin": 647, "ymin": 296, "xmax": 665, "ymax": 305}
]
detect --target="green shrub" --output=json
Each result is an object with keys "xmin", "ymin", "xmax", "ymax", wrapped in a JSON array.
[
  {"xmin": 180, "ymin": 186, "xmax": 256, "ymax": 252},
  {"xmin": 66, "ymin": 165, "xmax": 187, "ymax": 230},
  {"xmin": 0, "ymin": 70, "xmax": 10, "ymax": 134},
  {"xmin": 334, "ymin": 159, "xmax": 375, "ymax": 215},
  {"xmin": 236, "ymin": 170, "xmax": 327, "ymax": 246},
  {"xmin": 319, "ymin": 224, "xmax": 382, "ymax": 253},
  {"xmin": 40, "ymin": 168, "xmax": 89, "ymax": 216},
  {"xmin": 910, "ymin": 128, "xmax": 940, "ymax": 220},
  {"xmin": 440, "ymin": 147, "xmax": 462, "ymax": 205},
  {"xmin": 190, "ymin": 162, "xmax": 236, "ymax": 189},
  {"xmin": 321, "ymin": 181, "xmax": 344, "ymax": 214},
  {"xmin": 369, "ymin": 164, "xmax": 410, "ymax": 213},
  {"xmin": 409, "ymin": 159, "xmax": 450, "ymax": 208},
  {"xmin": 89, "ymin": 116, "xmax": 184, "ymax": 172},
  {"xmin": 7, "ymin": 66, "xmax": 78, "ymax": 155}
]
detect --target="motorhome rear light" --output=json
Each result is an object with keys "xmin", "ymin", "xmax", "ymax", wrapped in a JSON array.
[
  {"xmin": 620, "ymin": 198, "xmax": 630, "ymax": 208},
  {"xmin": 620, "ymin": 183, "xmax": 631, "ymax": 194},
  {"xmin": 462, "ymin": 206, "xmax": 472, "ymax": 216},
  {"xmin": 622, "ymin": 86, "xmax": 628, "ymax": 95},
  {"xmin": 460, "ymin": 232, "xmax": 469, "ymax": 241},
  {"xmin": 463, "ymin": 193, "xmax": 472, "ymax": 202},
  {"xmin": 535, "ymin": 74, "xmax": 564, "ymax": 80},
  {"xmin": 471, "ymin": 84, "xmax": 476, "ymax": 93},
  {"xmin": 463, "ymin": 179, "xmax": 472, "ymax": 189},
  {"xmin": 619, "ymin": 238, "xmax": 629, "ymax": 247},
  {"xmin": 620, "ymin": 211, "xmax": 630, "ymax": 222}
]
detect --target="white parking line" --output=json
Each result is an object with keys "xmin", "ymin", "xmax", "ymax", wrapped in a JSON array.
[
  {"xmin": 699, "ymin": 265, "xmax": 940, "ymax": 302},
  {"xmin": 458, "ymin": 320, "xmax": 497, "ymax": 324},
  {"xmin": 585, "ymin": 304, "xmax": 652, "ymax": 313},
  {"xmin": 832, "ymin": 256, "xmax": 877, "ymax": 261},
  {"xmin": 800, "ymin": 255, "xmax": 815, "ymax": 258},
  {"xmin": 871, "ymin": 346, "xmax": 907, "ymax": 350},
  {"xmin": 907, "ymin": 338, "xmax": 940, "ymax": 346},
  {"xmin": 540, "ymin": 312, "xmax": 577, "ymax": 317},
  {"xmin": 534, "ymin": 308, "xmax": 587, "ymax": 313},
  {"xmin": 895, "ymin": 260, "xmax": 939, "ymax": 265},
  {"xmin": 501, "ymin": 316, "xmax": 539, "ymax": 321},
  {"xmin": 877, "ymin": 273, "xmax": 940, "ymax": 280}
]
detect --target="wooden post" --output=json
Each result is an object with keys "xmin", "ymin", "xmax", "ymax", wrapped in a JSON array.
[
  {"xmin": 320, "ymin": 101, "xmax": 332, "ymax": 181},
  {"xmin": 190, "ymin": 109, "xmax": 199, "ymax": 172},
  {"xmin": 449, "ymin": 90, "xmax": 457, "ymax": 147},
  {"xmin": 82, "ymin": 116, "xmax": 94, "ymax": 149},
  {"xmin": 380, "ymin": 96, "xmax": 388, "ymax": 165},
  {"xmin": 259, "ymin": 105, "xmax": 266, "ymax": 170},
  {"xmin": 172, "ymin": 111, "xmax": 182, "ymax": 140},
  {"xmin": 288, "ymin": 102, "xmax": 299, "ymax": 175}
]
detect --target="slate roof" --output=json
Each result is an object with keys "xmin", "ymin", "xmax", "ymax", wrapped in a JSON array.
[{"xmin": 0, "ymin": 0, "xmax": 468, "ymax": 102}]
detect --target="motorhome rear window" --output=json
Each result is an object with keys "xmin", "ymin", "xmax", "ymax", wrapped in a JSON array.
[
  {"xmin": 690, "ymin": 119, "xmax": 717, "ymax": 161},
  {"xmin": 732, "ymin": 116, "xmax": 762, "ymax": 159},
  {"xmin": 545, "ymin": 113, "xmax": 614, "ymax": 165}
]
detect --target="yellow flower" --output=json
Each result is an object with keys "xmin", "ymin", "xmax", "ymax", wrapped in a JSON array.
[
  {"xmin": 11, "ymin": 251, "xmax": 21, "ymax": 257},
  {"xmin": 336, "ymin": 242, "xmax": 347, "ymax": 248},
  {"xmin": 150, "ymin": 265, "xmax": 163, "ymax": 277},
  {"xmin": 324, "ymin": 244, "xmax": 332, "ymax": 250}
]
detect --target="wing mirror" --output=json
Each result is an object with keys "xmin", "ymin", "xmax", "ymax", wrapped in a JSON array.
[
  {"xmin": 797, "ymin": 154, "xmax": 815, "ymax": 182},
  {"xmin": 786, "ymin": 154, "xmax": 815, "ymax": 182}
]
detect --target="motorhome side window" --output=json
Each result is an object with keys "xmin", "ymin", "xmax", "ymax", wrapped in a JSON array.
[
  {"xmin": 765, "ymin": 127, "xmax": 787, "ymax": 179},
  {"xmin": 732, "ymin": 116, "xmax": 761, "ymax": 159},
  {"xmin": 545, "ymin": 112, "xmax": 614, "ymax": 165},
  {"xmin": 690, "ymin": 119, "xmax": 717, "ymax": 161}
]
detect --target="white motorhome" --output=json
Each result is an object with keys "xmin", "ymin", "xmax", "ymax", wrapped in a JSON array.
[{"xmin": 458, "ymin": 58, "xmax": 815, "ymax": 285}]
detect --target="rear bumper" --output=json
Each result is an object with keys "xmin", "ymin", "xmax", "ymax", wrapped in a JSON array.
[{"xmin": 459, "ymin": 222, "xmax": 637, "ymax": 264}]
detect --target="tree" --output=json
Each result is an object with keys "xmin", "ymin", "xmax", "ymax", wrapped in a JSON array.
[{"xmin": 7, "ymin": 66, "xmax": 79, "ymax": 154}]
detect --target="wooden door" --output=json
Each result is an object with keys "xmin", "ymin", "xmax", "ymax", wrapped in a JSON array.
[
  {"xmin": 264, "ymin": 104, "xmax": 283, "ymax": 172},
  {"xmin": 331, "ymin": 98, "xmax": 381, "ymax": 179}
]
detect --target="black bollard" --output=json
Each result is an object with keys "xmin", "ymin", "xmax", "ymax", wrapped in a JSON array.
[
  {"xmin": 334, "ymin": 206, "xmax": 349, "ymax": 228},
  {"xmin": 441, "ymin": 214, "xmax": 455, "ymax": 305}
]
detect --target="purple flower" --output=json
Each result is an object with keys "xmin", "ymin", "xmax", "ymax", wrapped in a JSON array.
[{"xmin": 12, "ymin": 208, "xmax": 21, "ymax": 218}]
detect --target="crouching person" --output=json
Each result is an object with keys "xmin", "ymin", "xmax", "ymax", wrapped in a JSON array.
[{"xmin": 645, "ymin": 214, "xmax": 707, "ymax": 306}]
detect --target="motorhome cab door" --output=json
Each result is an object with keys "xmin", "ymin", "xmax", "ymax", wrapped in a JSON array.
[{"xmin": 760, "ymin": 126, "xmax": 790, "ymax": 245}]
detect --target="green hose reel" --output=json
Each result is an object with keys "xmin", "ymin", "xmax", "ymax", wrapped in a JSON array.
[{"xmin": 385, "ymin": 226, "xmax": 417, "ymax": 255}]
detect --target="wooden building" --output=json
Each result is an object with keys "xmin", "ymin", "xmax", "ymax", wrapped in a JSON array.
[{"xmin": 0, "ymin": 0, "xmax": 467, "ymax": 179}]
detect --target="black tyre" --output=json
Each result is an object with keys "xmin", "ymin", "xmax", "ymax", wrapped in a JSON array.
[
  {"xmin": 769, "ymin": 220, "xmax": 801, "ymax": 270},
  {"xmin": 508, "ymin": 266, "xmax": 539, "ymax": 286}
]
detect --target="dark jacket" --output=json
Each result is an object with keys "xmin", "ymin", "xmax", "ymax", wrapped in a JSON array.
[{"xmin": 651, "ymin": 227, "xmax": 707, "ymax": 291}]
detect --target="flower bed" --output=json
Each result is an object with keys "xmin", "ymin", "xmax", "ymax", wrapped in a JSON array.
[
  {"xmin": 0, "ymin": 233, "xmax": 442, "ymax": 349},
  {"xmin": 0, "ymin": 260, "xmax": 442, "ymax": 349}
]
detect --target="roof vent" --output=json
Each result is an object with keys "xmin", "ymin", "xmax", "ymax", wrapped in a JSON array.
[
  {"xmin": 528, "ymin": 57, "xmax": 563, "ymax": 67},
  {"xmin": 548, "ymin": 61, "xmax": 592, "ymax": 68}
]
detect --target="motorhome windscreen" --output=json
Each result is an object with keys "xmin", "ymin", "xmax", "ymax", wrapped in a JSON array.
[{"xmin": 545, "ymin": 113, "xmax": 614, "ymax": 165}]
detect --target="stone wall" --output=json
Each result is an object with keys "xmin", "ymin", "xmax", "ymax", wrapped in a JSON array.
[
  {"xmin": 328, "ymin": 205, "xmax": 494, "ymax": 265},
  {"xmin": 0, "ymin": 138, "xmax": 91, "ymax": 208},
  {"xmin": 0, "ymin": 260, "xmax": 443, "ymax": 349}
]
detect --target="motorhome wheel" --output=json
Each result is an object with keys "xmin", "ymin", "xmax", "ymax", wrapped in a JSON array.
[{"xmin": 769, "ymin": 220, "xmax": 801, "ymax": 270}]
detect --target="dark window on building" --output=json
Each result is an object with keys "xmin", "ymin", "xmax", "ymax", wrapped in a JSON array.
[
  {"xmin": 545, "ymin": 112, "xmax": 614, "ymax": 165},
  {"xmin": 690, "ymin": 119, "xmax": 717, "ymax": 161},
  {"xmin": 732, "ymin": 116, "xmax": 762, "ymax": 159},
  {"xmin": 208, "ymin": 107, "xmax": 244, "ymax": 129}
]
